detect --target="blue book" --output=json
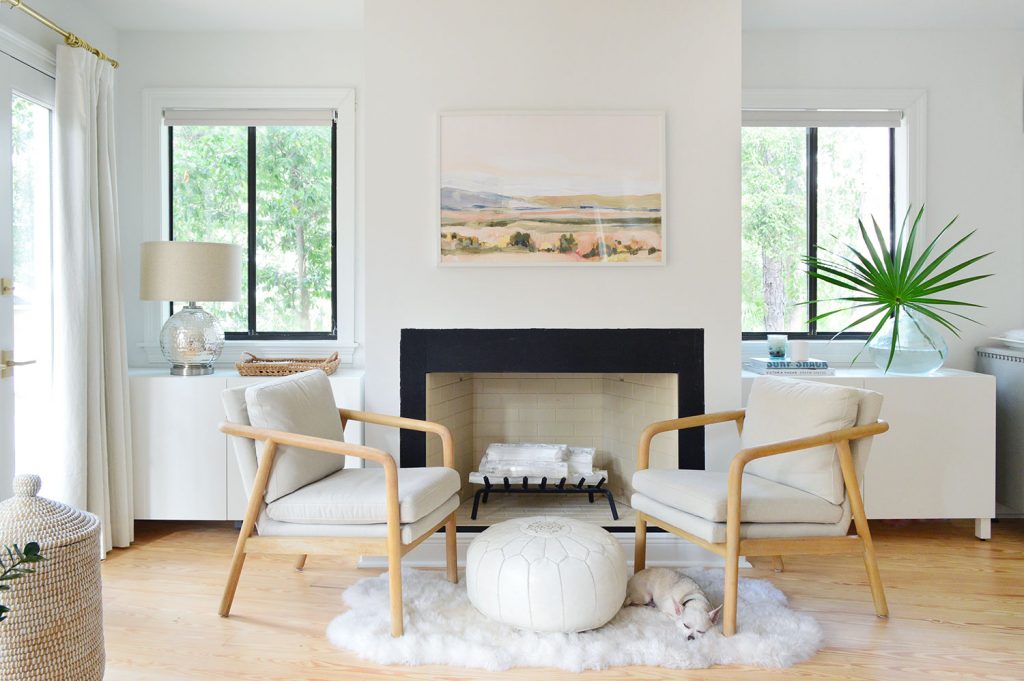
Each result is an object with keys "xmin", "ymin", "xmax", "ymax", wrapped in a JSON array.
[{"xmin": 750, "ymin": 357, "xmax": 829, "ymax": 370}]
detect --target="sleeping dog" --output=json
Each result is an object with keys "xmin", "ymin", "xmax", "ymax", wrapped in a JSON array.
[{"xmin": 625, "ymin": 568, "xmax": 723, "ymax": 640}]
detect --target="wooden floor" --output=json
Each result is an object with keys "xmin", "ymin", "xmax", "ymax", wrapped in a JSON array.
[{"xmin": 102, "ymin": 519, "xmax": 1024, "ymax": 680}]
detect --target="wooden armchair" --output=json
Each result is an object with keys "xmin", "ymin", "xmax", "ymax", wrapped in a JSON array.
[
  {"xmin": 219, "ymin": 371, "xmax": 459, "ymax": 637},
  {"xmin": 632, "ymin": 377, "xmax": 889, "ymax": 636}
]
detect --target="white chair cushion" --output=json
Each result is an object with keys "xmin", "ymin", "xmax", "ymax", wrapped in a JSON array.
[
  {"xmin": 743, "ymin": 377, "xmax": 860, "ymax": 504},
  {"xmin": 631, "ymin": 469, "xmax": 844, "ymax": 524},
  {"xmin": 257, "ymin": 494, "xmax": 461, "ymax": 545},
  {"xmin": 631, "ymin": 493, "xmax": 852, "ymax": 544},
  {"xmin": 466, "ymin": 516, "xmax": 627, "ymax": 633},
  {"xmin": 244, "ymin": 370, "xmax": 347, "ymax": 503},
  {"xmin": 266, "ymin": 466, "xmax": 461, "ymax": 525}
]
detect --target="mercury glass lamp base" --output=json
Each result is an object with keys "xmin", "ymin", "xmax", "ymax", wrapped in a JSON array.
[
  {"xmin": 170, "ymin": 364, "xmax": 215, "ymax": 376},
  {"xmin": 159, "ymin": 303, "xmax": 226, "ymax": 377}
]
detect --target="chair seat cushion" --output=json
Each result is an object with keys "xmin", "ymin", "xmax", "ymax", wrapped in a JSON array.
[
  {"xmin": 266, "ymin": 467, "xmax": 461, "ymax": 525},
  {"xmin": 631, "ymin": 469, "xmax": 845, "ymax": 525},
  {"xmin": 631, "ymin": 493, "xmax": 851, "ymax": 544}
]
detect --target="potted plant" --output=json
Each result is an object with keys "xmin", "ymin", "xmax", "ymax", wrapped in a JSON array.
[
  {"xmin": 0, "ymin": 542, "xmax": 44, "ymax": 622},
  {"xmin": 804, "ymin": 206, "xmax": 993, "ymax": 373}
]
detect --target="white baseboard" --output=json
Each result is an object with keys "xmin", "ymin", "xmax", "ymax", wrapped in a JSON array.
[{"xmin": 357, "ymin": 532, "xmax": 752, "ymax": 569}]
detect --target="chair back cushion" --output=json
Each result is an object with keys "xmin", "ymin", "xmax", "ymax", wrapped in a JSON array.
[
  {"xmin": 850, "ymin": 388, "xmax": 884, "ymax": 490},
  {"xmin": 244, "ymin": 369, "xmax": 347, "ymax": 503},
  {"xmin": 743, "ymin": 377, "xmax": 861, "ymax": 504},
  {"xmin": 223, "ymin": 383, "xmax": 259, "ymax": 498}
]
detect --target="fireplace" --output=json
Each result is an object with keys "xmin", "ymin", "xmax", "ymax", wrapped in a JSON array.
[{"xmin": 400, "ymin": 329, "xmax": 704, "ymax": 526}]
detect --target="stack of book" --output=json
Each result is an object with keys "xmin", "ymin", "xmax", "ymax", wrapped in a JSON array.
[{"xmin": 747, "ymin": 357, "xmax": 834, "ymax": 376}]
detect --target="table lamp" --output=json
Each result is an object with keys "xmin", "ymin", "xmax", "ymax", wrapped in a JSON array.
[{"xmin": 140, "ymin": 241, "xmax": 242, "ymax": 376}]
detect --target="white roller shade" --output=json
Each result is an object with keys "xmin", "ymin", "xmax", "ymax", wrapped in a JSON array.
[
  {"xmin": 743, "ymin": 109, "xmax": 902, "ymax": 128},
  {"xmin": 163, "ymin": 108, "xmax": 336, "ymax": 126}
]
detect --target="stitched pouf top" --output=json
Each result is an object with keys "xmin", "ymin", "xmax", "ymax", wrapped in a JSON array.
[{"xmin": 466, "ymin": 515, "xmax": 627, "ymax": 633}]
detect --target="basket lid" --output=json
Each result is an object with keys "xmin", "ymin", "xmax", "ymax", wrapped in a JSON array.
[{"xmin": 0, "ymin": 475, "xmax": 100, "ymax": 549}]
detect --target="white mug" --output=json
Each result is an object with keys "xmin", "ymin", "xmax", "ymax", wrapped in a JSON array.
[{"xmin": 789, "ymin": 340, "xmax": 810, "ymax": 362}]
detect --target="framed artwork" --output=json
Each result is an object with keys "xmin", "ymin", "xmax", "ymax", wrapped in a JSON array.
[{"xmin": 438, "ymin": 111, "xmax": 666, "ymax": 266}]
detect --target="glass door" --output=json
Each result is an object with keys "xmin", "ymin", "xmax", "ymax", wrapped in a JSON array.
[{"xmin": 1, "ymin": 54, "xmax": 55, "ymax": 500}]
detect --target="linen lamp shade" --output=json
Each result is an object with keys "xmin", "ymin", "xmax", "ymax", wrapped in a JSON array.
[{"xmin": 140, "ymin": 241, "xmax": 242, "ymax": 302}]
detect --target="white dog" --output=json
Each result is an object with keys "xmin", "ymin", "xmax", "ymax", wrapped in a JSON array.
[{"xmin": 625, "ymin": 568, "xmax": 723, "ymax": 640}]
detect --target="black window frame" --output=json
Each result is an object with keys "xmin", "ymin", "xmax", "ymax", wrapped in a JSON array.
[
  {"xmin": 168, "ymin": 122, "xmax": 339, "ymax": 341},
  {"xmin": 742, "ymin": 126, "xmax": 896, "ymax": 341}
]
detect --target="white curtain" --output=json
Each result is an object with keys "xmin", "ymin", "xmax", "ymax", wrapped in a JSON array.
[{"xmin": 52, "ymin": 45, "xmax": 133, "ymax": 556}]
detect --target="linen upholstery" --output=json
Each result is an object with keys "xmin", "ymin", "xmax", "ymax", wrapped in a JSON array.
[
  {"xmin": 266, "ymin": 467, "xmax": 461, "ymax": 525},
  {"xmin": 743, "ymin": 377, "xmax": 861, "ymax": 503},
  {"xmin": 631, "ymin": 469, "xmax": 845, "ymax": 524},
  {"xmin": 257, "ymin": 494, "xmax": 461, "ymax": 545},
  {"xmin": 630, "ymin": 493, "xmax": 852, "ymax": 544},
  {"xmin": 244, "ymin": 370, "xmax": 347, "ymax": 502},
  {"xmin": 222, "ymin": 384, "xmax": 258, "ymax": 496}
]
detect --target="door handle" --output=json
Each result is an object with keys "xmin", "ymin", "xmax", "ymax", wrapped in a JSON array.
[{"xmin": 0, "ymin": 351, "xmax": 35, "ymax": 379}]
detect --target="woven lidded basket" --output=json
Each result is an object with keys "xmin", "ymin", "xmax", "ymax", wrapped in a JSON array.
[
  {"xmin": 0, "ymin": 475, "xmax": 104, "ymax": 681},
  {"xmin": 235, "ymin": 351, "xmax": 340, "ymax": 376}
]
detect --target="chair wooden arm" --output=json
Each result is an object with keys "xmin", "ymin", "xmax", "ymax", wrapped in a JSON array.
[
  {"xmin": 726, "ymin": 419, "xmax": 889, "ymax": 531},
  {"xmin": 338, "ymin": 409, "xmax": 455, "ymax": 469},
  {"xmin": 219, "ymin": 420, "xmax": 403, "ymax": 568},
  {"xmin": 220, "ymin": 421, "xmax": 397, "ymax": 468},
  {"xmin": 636, "ymin": 410, "xmax": 746, "ymax": 471},
  {"xmin": 729, "ymin": 420, "xmax": 889, "ymax": 473}
]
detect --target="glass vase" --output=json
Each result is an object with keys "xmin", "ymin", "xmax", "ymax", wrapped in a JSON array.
[{"xmin": 867, "ymin": 308, "xmax": 948, "ymax": 374}]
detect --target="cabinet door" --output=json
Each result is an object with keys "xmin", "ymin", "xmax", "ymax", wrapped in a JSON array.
[
  {"xmin": 131, "ymin": 376, "xmax": 228, "ymax": 520},
  {"xmin": 863, "ymin": 374, "xmax": 995, "ymax": 519},
  {"xmin": 224, "ymin": 375, "xmax": 365, "ymax": 520}
]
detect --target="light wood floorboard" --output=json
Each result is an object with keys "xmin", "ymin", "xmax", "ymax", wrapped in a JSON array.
[{"xmin": 102, "ymin": 519, "xmax": 1024, "ymax": 680}]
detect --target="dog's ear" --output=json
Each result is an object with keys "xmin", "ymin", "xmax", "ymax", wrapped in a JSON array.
[
  {"xmin": 673, "ymin": 598, "xmax": 683, "ymax": 616},
  {"xmin": 709, "ymin": 604, "xmax": 723, "ymax": 625}
]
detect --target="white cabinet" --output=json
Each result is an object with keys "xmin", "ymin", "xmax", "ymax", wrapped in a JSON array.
[
  {"xmin": 130, "ymin": 369, "xmax": 365, "ymax": 521},
  {"xmin": 742, "ymin": 368, "xmax": 995, "ymax": 538}
]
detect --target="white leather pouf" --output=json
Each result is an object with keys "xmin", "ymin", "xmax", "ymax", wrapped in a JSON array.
[{"xmin": 466, "ymin": 516, "xmax": 627, "ymax": 633}]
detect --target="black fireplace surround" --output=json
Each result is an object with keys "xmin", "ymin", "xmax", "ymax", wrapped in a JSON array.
[{"xmin": 399, "ymin": 328, "xmax": 705, "ymax": 469}]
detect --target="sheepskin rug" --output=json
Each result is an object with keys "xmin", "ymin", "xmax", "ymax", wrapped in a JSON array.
[{"xmin": 326, "ymin": 567, "xmax": 823, "ymax": 671}]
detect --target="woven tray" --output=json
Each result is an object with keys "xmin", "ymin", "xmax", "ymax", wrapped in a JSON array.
[{"xmin": 235, "ymin": 352, "xmax": 339, "ymax": 376}]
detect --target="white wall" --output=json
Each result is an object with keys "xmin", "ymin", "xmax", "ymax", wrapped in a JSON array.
[
  {"xmin": 363, "ymin": 0, "xmax": 743, "ymax": 468},
  {"xmin": 113, "ymin": 30, "xmax": 365, "ymax": 367},
  {"xmin": 743, "ymin": 29, "xmax": 1024, "ymax": 370}
]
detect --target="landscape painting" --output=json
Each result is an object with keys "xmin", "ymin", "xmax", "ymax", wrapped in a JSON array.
[{"xmin": 439, "ymin": 112, "xmax": 665, "ymax": 266}]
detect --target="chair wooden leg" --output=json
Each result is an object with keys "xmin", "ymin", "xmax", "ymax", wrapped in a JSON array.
[
  {"xmin": 445, "ymin": 513, "xmax": 458, "ymax": 584},
  {"xmin": 387, "ymin": 533, "xmax": 404, "ymax": 637},
  {"xmin": 838, "ymin": 440, "xmax": 888, "ymax": 618},
  {"xmin": 771, "ymin": 555, "xmax": 784, "ymax": 573},
  {"xmin": 219, "ymin": 546, "xmax": 247, "ymax": 618},
  {"xmin": 723, "ymin": 538, "xmax": 740, "ymax": 636},
  {"xmin": 220, "ymin": 440, "xmax": 277, "ymax": 618},
  {"xmin": 634, "ymin": 513, "xmax": 647, "ymax": 572},
  {"xmin": 294, "ymin": 555, "xmax": 308, "ymax": 572}
]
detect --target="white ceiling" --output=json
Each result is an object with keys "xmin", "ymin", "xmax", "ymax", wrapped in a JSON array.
[
  {"xmin": 80, "ymin": 0, "xmax": 1024, "ymax": 33},
  {"xmin": 82, "ymin": 0, "xmax": 364, "ymax": 32},
  {"xmin": 743, "ymin": 0, "xmax": 1024, "ymax": 30}
]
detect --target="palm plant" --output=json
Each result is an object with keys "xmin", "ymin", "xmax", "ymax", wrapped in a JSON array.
[{"xmin": 803, "ymin": 206, "xmax": 993, "ymax": 371}]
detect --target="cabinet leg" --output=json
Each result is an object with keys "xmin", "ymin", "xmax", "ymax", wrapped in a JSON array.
[{"xmin": 975, "ymin": 518, "xmax": 991, "ymax": 540}]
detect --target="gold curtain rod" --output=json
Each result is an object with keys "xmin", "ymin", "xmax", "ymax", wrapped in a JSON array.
[{"xmin": 2, "ymin": 0, "xmax": 119, "ymax": 68}]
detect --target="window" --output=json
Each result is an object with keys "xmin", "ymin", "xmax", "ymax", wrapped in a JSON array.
[
  {"xmin": 741, "ymin": 111, "xmax": 898, "ymax": 338},
  {"xmin": 167, "ymin": 110, "xmax": 337, "ymax": 339}
]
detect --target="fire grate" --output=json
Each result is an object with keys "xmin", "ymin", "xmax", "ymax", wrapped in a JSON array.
[{"xmin": 470, "ymin": 475, "xmax": 619, "ymax": 521}]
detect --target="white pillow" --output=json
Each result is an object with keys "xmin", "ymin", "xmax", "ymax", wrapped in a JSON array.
[
  {"xmin": 244, "ymin": 369, "xmax": 347, "ymax": 503},
  {"xmin": 743, "ymin": 377, "xmax": 860, "ymax": 504}
]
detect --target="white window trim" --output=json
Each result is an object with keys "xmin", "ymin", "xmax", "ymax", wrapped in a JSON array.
[
  {"xmin": 140, "ymin": 88, "xmax": 358, "ymax": 366},
  {"xmin": 740, "ymin": 88, "xmax": 927, "ymax": 367}
]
